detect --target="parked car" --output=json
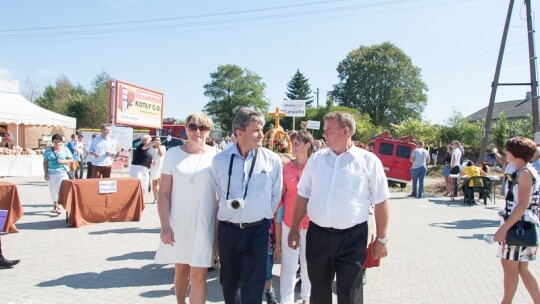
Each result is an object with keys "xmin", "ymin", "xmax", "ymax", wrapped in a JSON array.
[
  {"xmin": 132, "ymin": 136, "xmax": 185, "ymax": 151},
  {"xmin": 369, "ymin": 132, "xmax": 416, "ymax": 188}
]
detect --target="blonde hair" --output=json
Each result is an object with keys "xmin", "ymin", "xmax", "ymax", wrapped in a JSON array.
[
  {"xmin": 324, "ymin": 111, "xmax": 356, "ymax": 136},
  {"xmin": 186, "ymin": 112, "xmax": 213, "ymax": 130}
]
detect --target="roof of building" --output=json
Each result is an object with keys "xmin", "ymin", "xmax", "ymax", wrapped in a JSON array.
[{"xmin": 467, "ymin": 98, "xmax": 531, "ymax": 121}]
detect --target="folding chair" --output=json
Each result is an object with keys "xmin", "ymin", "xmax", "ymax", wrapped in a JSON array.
[{"xmin": 464, "ymin": 176, "xmax": 492, "ymax": 205}]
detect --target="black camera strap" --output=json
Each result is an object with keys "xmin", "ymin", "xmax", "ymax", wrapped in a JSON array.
[{"xmin": 226, "ymin": 148, "xmax": 258, "ymax": 200}]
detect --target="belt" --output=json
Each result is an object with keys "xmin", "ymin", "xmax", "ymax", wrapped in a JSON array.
[
  {"xmin": 223, "ymin": 219, "xmax": 266, "ymax": 229},
  {"xmin": 310, "ymin": 221, "xmax": 363, "ymax": 233}
]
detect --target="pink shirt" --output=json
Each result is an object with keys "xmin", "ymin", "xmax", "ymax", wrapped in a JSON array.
[{"xmin": 281, "ymin": 162, "xmax": 310, "ymax": 229}]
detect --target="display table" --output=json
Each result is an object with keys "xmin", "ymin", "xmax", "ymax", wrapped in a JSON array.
[
  {"xmin": 0, "ymin": 182, "xmax": 24, "ymax": 233},
  {"xmin": 58, "ymin": 178, "xmax": 145, "ymax": 228},
  {"xmin": 0, "ymin": 155, "xmax": 44, "ymax": 177}
]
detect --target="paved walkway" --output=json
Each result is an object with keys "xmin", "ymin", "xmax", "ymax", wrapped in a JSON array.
[{"xmin": 1, "ymin": 174, "xmax": 540, "ymax": 303}]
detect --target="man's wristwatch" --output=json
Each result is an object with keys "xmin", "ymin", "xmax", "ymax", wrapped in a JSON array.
[{"xmin": 376, "ymin": 237, "xmax": 388, "ymax": 245}]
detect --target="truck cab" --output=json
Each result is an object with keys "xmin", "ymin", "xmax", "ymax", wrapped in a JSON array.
[{"xmin": 369, "ymin": 132, "xmax": 416, "ymax": 188}]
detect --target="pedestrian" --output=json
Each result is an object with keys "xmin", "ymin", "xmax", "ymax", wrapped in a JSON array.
[
  {"xmin": 154, "ymin": 112, "xmax": 220, "ymax": 304},
  {"xmin": 42, "ymin": 134, "xmax": 74, "ymax": 215},
  {"xmin": 88, "ymin": 124, "xmax": 116, "ymax": 178},
  {"xmin": 86, "ymin": 134, "xmax": 98, "ymax": 179},
  {"xmin": 275, "ymin": 130, "xmax": 314, "ymax": 304},
  {"xmin": 409, "ymin": 141, "xmax": 430, "ymax": 199},
  {"xmin": 288, "ymin": 111, "xmax": 390, "ymax": 304},
  {"xmin": 211, "ymin": 107, "xmax": 283, "ymax": 303},
  {"xmin": 66, "ymin": 134, "xmax": 80, "ymax": 178},
  {"xmin": 493, "ymin": 137, "xmax": 540, "ymax": 303},
  {"xmin": 0, "ymin": 235, "xmax": 19, "ymax": 269},
  {"xmin": 430, "ymin": 142, "xmax": 438, "ymax": 165},
  {"xmin": 450, "ymin": 140, "xmax": 462, "ymax": 197},
  {"xmin": 149, "ymin": 136, "xmax": 166, "ymax": 204},
  {"xmin": 76, "ymin": 134, "xmax": 85, "ymax": 178},
  {"xmin": 442, "ymin": 145, "xmax": 453, "ymax": 196},
  {"xmin": 130, "ymin": 134, "xmax": 154, "ymax": 192}
]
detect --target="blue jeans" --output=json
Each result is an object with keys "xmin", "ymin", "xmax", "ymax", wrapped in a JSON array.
[{"xmin": 411, "ymin": 166, "xmax": 427, "ymax": 198}]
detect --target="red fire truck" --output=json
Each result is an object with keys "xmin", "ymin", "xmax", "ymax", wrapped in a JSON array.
[
  {"xmin": 149, "ymin": 118, "xmax": 187, "ymax": 139},
  {"xmin": 369, "ymin": 132, "xmax": 416, "ymax": 188}
]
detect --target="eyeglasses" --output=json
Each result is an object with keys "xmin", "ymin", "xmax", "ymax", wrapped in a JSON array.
[{"xmin": 188, "ymin": 123, "xmax": 210, "ymax": 132}]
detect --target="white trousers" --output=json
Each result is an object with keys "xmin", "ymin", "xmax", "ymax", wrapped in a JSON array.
[
  {"xmin": 48, "ymin": 172, "xmax": 68, "ymax": 202},
  {"xmin": 280, "ymin": 224, "xmax": 311, "ymax": 303},
  {"xmin": 130, "ymin": 164, "xmax": 149, "ymax": 192}
]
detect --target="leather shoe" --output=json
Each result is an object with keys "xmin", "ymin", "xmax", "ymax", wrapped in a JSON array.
[{"xmin": 0, "ymin": 258, "xmax": 20, "ymax": 268}]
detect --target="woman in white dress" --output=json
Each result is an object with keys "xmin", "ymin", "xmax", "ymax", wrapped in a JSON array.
[
  {"xmin": 149, "ymin": 136, "xmax": 166, "ymax": 204},
  {"xmin": 154, "ymin": 112, "xmax": 219, "ymax": 304}
]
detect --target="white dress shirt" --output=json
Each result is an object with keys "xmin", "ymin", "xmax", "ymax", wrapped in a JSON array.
[
  {"xmin": 212, "ymin": 144, "xmax": 283, "ymax": 224},
  {"xmin": 88, "ymin": 136, "xmax": 117, "ymax": 167},
  {"xmin": 298, "ymin": 145, "xmax": 390, "ymax": 229}
]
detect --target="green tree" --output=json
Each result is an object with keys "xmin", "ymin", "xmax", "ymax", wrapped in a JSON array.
[
  {"xmin": 34, "ymin": 76, "xmax": 82, "ymax": 114},
  {"xmin": 203, "ymin": 64, "xmax": 269, "ymax": 134},
  {"xmin": 392, "ymin": 118, "xmax": 441, "ymax": 145},
  {"xmin": 281, "ymin": 69, "xmax": 314, "ymax": 131},
  {"xmin": 329, "ymin": 42, "xmax": 428, "ymax": 129},
  {"xmin": 490, "ymin": 113, "xmax": 509, "ymax": 150},
  {"xmin": 509, "ymin": 114, "xmax": 534, "ymax": 139},
  {"xmin": 440, "ymin": 111, "xmax": 483, "ymax": 149}
]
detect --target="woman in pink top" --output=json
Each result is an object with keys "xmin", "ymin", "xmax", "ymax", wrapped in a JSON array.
[{"xmin": 275, "ymin": 130, "xmax": 315, "ymax": 304}]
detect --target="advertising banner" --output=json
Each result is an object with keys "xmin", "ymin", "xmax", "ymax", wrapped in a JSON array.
[
  {"xmin": 282, "ymin": 100, "xmax": 306, "ymax": 117},
  {"xmin": 112, "ymin": 80, "xmax": 164, "ymax": 129},
  {"xmin": 109, "ymin": 126, "xmax": 133, "ymax": 173}
]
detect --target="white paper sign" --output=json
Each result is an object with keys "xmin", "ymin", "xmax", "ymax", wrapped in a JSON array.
[
  {"xmin": 306, "ymin": 120, "xmax": 321, "ymax": 130},
  {"xmin": 99, "ymin": 180, "xmax": 117, "ymax": 194},
  {"xmin": 282, "ymin": 100, "xmax": 306, "ymax": 117}
]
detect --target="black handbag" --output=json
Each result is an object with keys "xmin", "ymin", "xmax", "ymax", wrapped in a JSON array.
[
  {"xmin": 505, "ymin": 217, "xmax": 539, "ymax": 247},
  {"xmin": 504, "ymin": 167, "xmax": 539, "ymax": 247}
]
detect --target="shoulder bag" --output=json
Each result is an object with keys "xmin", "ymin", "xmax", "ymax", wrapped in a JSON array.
[{"xmin": 53, "ymin": 148, "xmax": 75, "ymax": 180}]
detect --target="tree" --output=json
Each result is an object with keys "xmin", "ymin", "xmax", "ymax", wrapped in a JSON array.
[
  {"xmin": 329, "ymin": 42, "xmax": 428, "ymax": 129},
  {"xmin": 22, "ymin": 77, "xmax": 40, "ymax": 103},
  {"xmin": 203, "ymin": 64, "xmax": 269, "ymax": 134},
  {"xmin": 439, "ymin": 111, "xmax": 483, "ymax": 149},
  {"xmin": 392, "ymin": 118, "xmax": 441, "ymax": 145},
  {"xmin": 286, "ymin": 69, "xmax": 313, "ymax": 106}
]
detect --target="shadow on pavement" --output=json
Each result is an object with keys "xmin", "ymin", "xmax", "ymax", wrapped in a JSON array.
[
  {"xmin": 37, "ymin": 264, "xmax": 174, "ymax": 289},
  {"xmin": 89, "ymin": 227, "xmax": 160, "ymax": 235},
  {"xmin": 15, "ymin": 218, "xmax": 68, "ymax": 230},
  {"xmin": 428, "ymin": 198, "xmax": 471, "ymax": 207},
  {"xmin": 107, "ymin": 251, "xmax": 155, "ymax": 261},
  {"xmin": 459, "ymin": 233, "xmax": 488, "ymax": 241},
  {"xmin": 139, "ymin": 287, "xmax": 175, "ymax": 298},
  {"xmin": 430, "ymin": 219, "xmax": 500, "ymax": 230}
]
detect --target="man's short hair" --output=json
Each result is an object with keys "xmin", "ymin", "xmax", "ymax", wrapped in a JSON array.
[
  {"xmin": 232, "ymin": 107, "xmax": 265, "ymax": 134},
  {"xmin": 323, "ymin": 111, "xmax": 356, "ymax": 136},
  {"xmin": 100, "ymin": 123, "xmax": 110, "ymax": 130}
]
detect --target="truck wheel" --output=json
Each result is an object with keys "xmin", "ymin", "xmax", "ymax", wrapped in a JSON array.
[{"xmin": 400, "ymin": 183, "xmax": 407, "ymax": 188}]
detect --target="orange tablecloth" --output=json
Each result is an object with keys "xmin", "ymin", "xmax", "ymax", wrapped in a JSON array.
[
  {"xmin": 0, "ymin": 181, "xmax": 24, "ymax": 233},
  {"xmin": 58, "ymin": 178, "xmax": 145, "ymax": 228}
]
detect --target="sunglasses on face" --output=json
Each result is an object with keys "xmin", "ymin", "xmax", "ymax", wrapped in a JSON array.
[{"xmin": 187, "ymin": 123, "xmax": 210, "ymax": 132}]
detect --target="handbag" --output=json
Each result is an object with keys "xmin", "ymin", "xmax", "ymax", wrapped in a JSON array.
[
  {"xmin": 52, "ymin": 149, "xmax": 75, "ymax": 179},
  {"xmin": 504, "ymin": 167, "xmax": 539, "ymax": 247},
  {"xmin": 363, "ymin": 236, "xmax": 381, "ymax": 268}
]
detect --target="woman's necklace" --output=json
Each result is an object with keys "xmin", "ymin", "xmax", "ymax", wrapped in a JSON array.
[{"xmin": 185, "ymin": 149, "xmax": 204, "ymax": 184}]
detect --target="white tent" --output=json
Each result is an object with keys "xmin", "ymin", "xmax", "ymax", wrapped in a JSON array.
[
  {"xmin": 0, "ymin": 91, "xmax": 76, "ymax": 149},
  {"xmin": 0, "ymin": 91, "xmax": 76, "ymax": 128}
]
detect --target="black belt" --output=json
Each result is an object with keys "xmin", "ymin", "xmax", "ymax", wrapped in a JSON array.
[
  {"xmin": 310, "ymin": 221, "xmax": 363, "ymax": 233},
  {"xmin": 223, "ymin": 219, "xmax": 266, "ymax": 229}
]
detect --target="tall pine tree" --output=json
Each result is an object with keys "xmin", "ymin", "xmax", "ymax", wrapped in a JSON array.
[{"xmin": 286, "ymin": 69, "xmax": 313, "ymax": 107}]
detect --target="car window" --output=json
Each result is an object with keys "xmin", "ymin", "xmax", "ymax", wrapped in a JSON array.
[
  {"xmin": 378, "ymin": 142, "xmax": 394, "ymax": 156},
  {"xmin": 396, "ymin": 145, "xmax": 411, "ymax": 158}
]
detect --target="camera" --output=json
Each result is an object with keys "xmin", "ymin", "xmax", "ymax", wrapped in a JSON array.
[{"xmin": 227, "ymin": 198, "xmax": 244, "ymax": 210}]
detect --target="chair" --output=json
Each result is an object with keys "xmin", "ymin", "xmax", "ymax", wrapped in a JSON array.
[{"xmin": 464, "ymin": 176, "xmax": 492, "ymax": 205}]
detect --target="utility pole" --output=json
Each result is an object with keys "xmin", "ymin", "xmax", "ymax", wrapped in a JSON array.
[
  {"xmin": 316, "ymin": 87, "xmax": 320, "ymax": 108},
  {"xmin": 479, "ymin": 0, "xmax": 539, "ymax": 161}
]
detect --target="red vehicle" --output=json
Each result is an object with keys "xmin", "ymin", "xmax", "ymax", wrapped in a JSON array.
[
  {"xmin": 369, "ymin": 132, "xmax": 416, "ymax": 188},
  {"xmin": 149, "ymin": 124, "xmax": 187, "ymax": 140}
]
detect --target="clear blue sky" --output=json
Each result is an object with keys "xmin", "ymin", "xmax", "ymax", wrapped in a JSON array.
[{"xmin": 0, "ymin": 0, "xmax": 536, "ymax": 125}]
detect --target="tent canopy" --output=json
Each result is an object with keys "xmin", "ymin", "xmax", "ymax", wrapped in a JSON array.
[{"xmin": 0, "ymin": 91, "xmax": 76, "ymax": 128}]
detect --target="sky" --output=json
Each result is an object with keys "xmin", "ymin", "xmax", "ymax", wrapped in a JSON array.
[{"xmin": 0, "ymin": 0, "xmax": 537, "ymax": 126}]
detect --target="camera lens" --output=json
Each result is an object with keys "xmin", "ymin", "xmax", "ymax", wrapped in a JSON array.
[{"xmin": 231, "ymin": 200, "xmax": 240, "ymax": 209}]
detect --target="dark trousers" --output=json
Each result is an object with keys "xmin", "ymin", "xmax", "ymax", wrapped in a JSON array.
[
  {"xmin": 76, "ymin": 160, "xmax": 84, "ymax": 179},
  {"xmin": 218, "ymin": 220, "xmax": 270, "ymax": 304},
  {"xmin": 306, "ymin": 221, "xmax": 367, "ymax": 304},
  {"xmin": 91, "ymin": 165, "xmax": 111, "ymax": 178},
  {"xmin": 0, "ymin": 235, "xmax": 3, "ymax": 259},
  {"xmin": 451, "ymin": 166, "xmax": 461, "ymax": 195},
  {"xmin": 86, "ymin": 162, "xmax": 93, "ymax": 179}
]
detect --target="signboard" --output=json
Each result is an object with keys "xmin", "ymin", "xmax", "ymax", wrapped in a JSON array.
[
  {"xmin": 282, "ymin": 100, "xmax": 306, "ymax": 117},
  {"xmin": 110, "ymin": 80, "xmax": 164, "ymax": 129},
  {"xmin": 99, "ymin": 180, "xmax": 117, "ymax": 194},
  {"xmin": 306, "ymin": 120, "xmax": 321, "ymax": 130},
  {"xmin": 109, "ymin": 126, "xmax": 133, "ymax": 173}
]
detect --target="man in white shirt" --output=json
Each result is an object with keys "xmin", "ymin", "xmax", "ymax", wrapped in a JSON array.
[
  {"xmin": 88, "ymin": 124, "xmax": 117, "ymax": 178},
  {"xmin": 288, "ymin": 111, "xmax": 390, "ymax": 304},
  {"xmin": 211, "ymin": 107, "xmax": 283, "ymax": 303},
  {"xmin": 450, "ymin": 140, "xmax": 462, "ymax": 196}
]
